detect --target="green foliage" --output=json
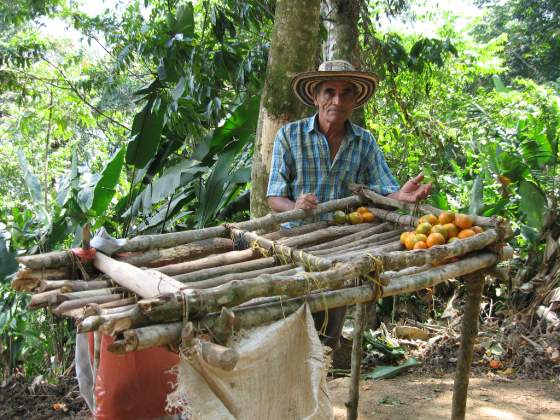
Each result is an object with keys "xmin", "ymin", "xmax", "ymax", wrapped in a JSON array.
[{"xmin": 474, "ymin": 0, "xmax": 560, "ymax": 83}]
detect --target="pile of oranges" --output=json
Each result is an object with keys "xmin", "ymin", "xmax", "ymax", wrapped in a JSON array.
[
  {"xmin": 333, "ymin": 207, "xmax": 375, "ymax": 224},
  {"xmin": 401, "ymin": 211, "xmax": 484, "ymax": 250}
]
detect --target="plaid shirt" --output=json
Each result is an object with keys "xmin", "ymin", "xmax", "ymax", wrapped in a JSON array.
[{"xmin": 267, "ymin": 114, "xmax": 399, "ymax": 227}]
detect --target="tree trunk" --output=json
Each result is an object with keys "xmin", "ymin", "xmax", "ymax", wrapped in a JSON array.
[
  {"xmin": 250, "ymin": 0, "xmax": 322, "ymax": 218},
  {"xmin": 322, "ymin": 0, "xmax": 363, "ymax": 126}
]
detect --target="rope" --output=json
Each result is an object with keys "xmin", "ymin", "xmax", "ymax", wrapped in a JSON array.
[
  {"xmin": 301, "ymin": 271, "xmax": 329, "ymax": 336},
  {"xmin": 226, "ymin": 224, "xmax": 250, "ymax": 250},
  {"xmin": 66, "ymin": 250, "xmax": 90, "ymax": 281},
  {"xmin": 366, "ymin": 254, "xmax": 385, "ymax": 301}
]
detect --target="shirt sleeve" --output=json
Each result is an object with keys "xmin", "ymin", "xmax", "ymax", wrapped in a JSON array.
[
  {"xmin": 266, "ymin": 127, "xmax": 293, "ymax": 198},
  {"xmin": 363, "ymin": 132, "xmax": 400, "ymax": 195}
]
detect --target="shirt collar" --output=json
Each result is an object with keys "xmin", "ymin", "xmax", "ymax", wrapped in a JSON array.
[{"xmin": 306, "ymin": 113, "xmax": 360, "ymax": 138}]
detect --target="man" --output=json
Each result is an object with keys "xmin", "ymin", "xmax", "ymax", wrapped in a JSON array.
[{"xmin": 266, "ymin": 59, "xmax": 431, "ymax": 348}]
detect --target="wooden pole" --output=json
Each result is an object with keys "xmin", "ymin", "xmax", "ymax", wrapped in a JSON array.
[
  {"xmin": 93, "ymin": 252, "xmax": 184, "ymax": 298},
  {"xmin": 451, "ymin": 271, "xmax": 485, "ymax": 420},
  {"xmin": 346, "ymin": 302, "xmax": 368, "ymax": 420}
]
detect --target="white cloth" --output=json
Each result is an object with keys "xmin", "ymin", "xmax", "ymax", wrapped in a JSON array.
[
  {"xmin": 75, "ymin": 333, "xmax": 94, "ymax": 412},
  {"xmin": 167, "ymin": 304, "xmax": 333, "ymax": 419}
]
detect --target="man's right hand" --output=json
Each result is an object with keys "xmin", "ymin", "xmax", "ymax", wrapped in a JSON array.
[{"xmin": 294, "ymin": 193, "xmax": 318, "ymax": 210}]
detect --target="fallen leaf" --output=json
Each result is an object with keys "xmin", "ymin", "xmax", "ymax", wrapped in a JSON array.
[{"xmin": 52, "ymin": 402, "xmax": 67, "ymax": 411}]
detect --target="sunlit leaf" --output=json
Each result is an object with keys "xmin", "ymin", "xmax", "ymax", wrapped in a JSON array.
[
  {"xmin": 17, "ymin": 150, "xmax": 43, "ymax": 206},
  {"xmin": 91, "ymin": 147, "xmax": 125, "ymax": 216},
  {"xmin": 126, "ymin": 97, "xmax": 166, "ymax": 168},
  {"xmin": 518, "ymin": 180, "xmax": 547, "ymax": 231},
  {"xmin": 491, "ymin": 75, "xmax": 508, "ymax": 92},
  {"xmin": 468, "ymin": 173, "xmax": 484, "ymax": 215}
]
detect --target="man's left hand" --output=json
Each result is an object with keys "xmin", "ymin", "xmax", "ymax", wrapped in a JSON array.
[{"xmin": 389, "ymin": 173, "xmax": 432, "ymax": 203}]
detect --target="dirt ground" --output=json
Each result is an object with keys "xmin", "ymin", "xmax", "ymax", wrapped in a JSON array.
[
  {"xmin": 329, "ymin": 372, "xmax": 560, "ymax": 420},
  {"xmin": 2, "ymin": 371, "xmax": 559, "ymax": 419}
]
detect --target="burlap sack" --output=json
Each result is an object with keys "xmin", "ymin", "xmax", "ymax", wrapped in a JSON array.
[{"xmin": 167, "ymin": 304, "xmax": 333, "ymax": 419}]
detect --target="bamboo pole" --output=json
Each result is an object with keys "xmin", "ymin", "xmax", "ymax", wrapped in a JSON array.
[
  {"xmin": 310, "ymin": 231, "xmax": 402, "ymax": 256},
  {"xmin": 58, "ymin": 287, "xmax": 122, "ymax": 301},
  {"xmin": 156, "ymin": 249, "xmax": 260, "ymax": 276},
  {"xmin": 230, "ymin": 228, "xmax": 332, "ymax": 271},
  {"xmin": 17, "ymin": 251, "xmax": 74, "ymax": 271},
  {"xmin": 94, "ymin": 252, "xmax": 184, "ymax": 298},
  {"xmin": 173, "ymin": 257, "xmax": 277, "ymax": 283},
  {"xmin": 115, "ymin": 195, "xmax": 364, "ymax": 253},
  {"xmin": 346, "ymin": 303, "xmax": 368, "ymax": 420},
  {"xmin": 38, "ymin": 279, "xmax": 110, "ymax": 293},
  {"xmin": 262, "ymin": 221, "xmax": 329, "ymax": 241},
  {"xmin": 181, "ymin": 264, "xmax": 300, "ymax": 290},
  {"xmin": 278, "ymin": 222, "xmax": 381, "ymax": 248},
  {"xmin": 29, "ymin": 288, "xmax": 63, "ymax": 309},
  {"xmin": 116, "ymin": 238, "xmax": 234, "ymax": 268},
  {"xmin": 304, "ymin": 222, "xmax": 392, "ymax": 252},
  {"xmin": 329, "ymin": 229, "xmax": 499, "ymax": 270},
  {"xmin": 351, "ymin": 184, "xmax": 504, "ymax": 229},
  {"xmin": 104, "ymin": 251, "xmax": 504, "ymax": 351},
  {"xmin": 451, "ymin": 272, "xmax": 485, "ymax": 420},
  {"xmin": 11, "ymin": 268, "xmax": 77, "ymax": 291},
  {"xmin": 200, "ymin": 341, "xmax": 239, "ymax": 371},
  {"xmin": 54, "ymin": 294, "xmax": 122, "ymax": 316},
  {"xmin": 78, "ymin": 256, "xmax": 374, "ymax": 334}
]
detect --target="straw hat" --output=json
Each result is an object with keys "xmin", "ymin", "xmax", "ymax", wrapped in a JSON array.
[{"xmin": 291, "ymin": 60, "xmax": 379, "ymax": 108}]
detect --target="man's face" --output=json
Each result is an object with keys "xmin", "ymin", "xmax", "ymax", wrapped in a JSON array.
[{"xmin": 313, "ymin": 80, "xmax": 357, "ymax": 126}]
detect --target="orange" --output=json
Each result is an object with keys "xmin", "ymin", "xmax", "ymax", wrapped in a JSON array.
[
  {"xmin": 438, "ymin": 211, "xmax": 455, "ymax": 225},
  {"xmin": 447, "ymin": 236, "xmax": 460, "ymax": 244},
  {"xmin": 416, "ymin": 222, "xmax": 432, "ymax": 235},
  {"xmin": 444, "ymin": 223, "xmax": 459, "ymax": 238},
  {"xmin": 430, "ymin": 224, "xmax": 448, "ymax": 240},
  {"xmin": 472, "ymin": 226, "xmax": 484, "ymax": 234},
  {"xmin": 419, "ymin": 214, "xmax": 438, "ymax": 225},
  {"xmin": 457, "ymin": 229, "xmax": 475, "ymax": 239},
  {"xmin": 415, "ymin": 233, "xmax": 428, "ymax": 243},
  {"xmin": 348, "ymin": 212, "xmax": 363, "ymax": 224},
  {"xmin": 426, "ymin": 232, "xmax": 446, "ymax": 247},
  {"xmin": 454, "ymin": 213, "xmax": 474, "ymax": 230},
  {"xmin": 405, "ymin": 234, "xmax": 421, "ymax": 250},
  {"xmin": 413, "ymin": 241, "xmax": 428, "ymax": 250},
  {"xmin": 489, "ymin": 359, "xmax": 503, "ymax": 369},
  {"xmin": 361, "ymin": 211, "xmax": 375, "ymax": 222},
  {"xmin": 400, "ymin": 231, "xmax": 412, "ymax": 245},
  {"xmin": 356, "ymin": 206, "xmax": 369, "ymax": 214}
]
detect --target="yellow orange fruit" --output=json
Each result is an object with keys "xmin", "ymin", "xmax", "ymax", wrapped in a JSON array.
[
  {"xmin": 430, "ymin": 224, "xmax": 449, "ymax": 240},
  {"xmin": 413, "ymin": 241, "xmax": 428, "ymax": 250},
  {"xmin": 438, "ymin": 211, "xmax": 455, "ymax": 225},
  {"xmin": 348, "ymin": 212, "xmax": 363, "ymax": 224},
  {"xmin": 416, "ymin": 222, "xmax": 432, "ymax": 235},
  {"xmin": 427, "ymin": 232, "xmax": 446, "ymax": 247},
  {"xmin": 454, "ymin": 213, "xmax": 474, "ymax": 230},
  {"xmin": 333, "ymin": 210, "xmax": 347, "ymax": 224},
  {"xmin": 356, "ymin": 206, "xmax": 369, "ymax": 214},
  {"xmin": 419, "ymin": 214, "xmax": 438, "ymax": 225},
  {"xmin": 489, "ymin": 359, "xmax": 503, "ymax": 369},
  {"xmin": 405, "ymin": 234, "xmax": 421, "ymax": 250},
  {"xmin": 444, "ymin": 223, "xmax": 459, "ymax": 238},
  {"xmin": 457, "ymin": 229, "xmax": 475, "ymax": 239},
  {"xmin": 415, "ymin": 233, "xmax": 428, "ymax": 243},
  {"xmin": 472, "ymin": 225, "xmax": 484, "ymax": 234},
  {"xmin": 361, "ymin": 211, "xmax": 375, "ymax": 223},
  {"xmin": 400, "ymin": 231, "xmax": 412, "ymax": 245}
]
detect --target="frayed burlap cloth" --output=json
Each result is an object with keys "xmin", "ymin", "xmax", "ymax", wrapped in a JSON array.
[{"xmin": 166, "ymin": 304, "xmax": 333, "ymax": 419}]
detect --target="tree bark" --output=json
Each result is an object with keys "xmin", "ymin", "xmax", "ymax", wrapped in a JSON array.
[
  {"xmin": 451, "ymin": 272, "xmax": 485, "ymax": 420},
  {"xmin": 346, "ymin": 303, "xmax": 367, "ymax": 420},
  {"xmin": 250, "ymin": 0, "xmax": 322, "ymax": 218}
]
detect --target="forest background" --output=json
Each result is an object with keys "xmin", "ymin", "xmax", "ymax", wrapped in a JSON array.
[{"xmin": 0, "ymin": 0, "xmax": 558, "ymax": 380}]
